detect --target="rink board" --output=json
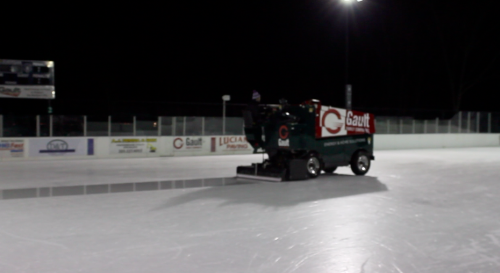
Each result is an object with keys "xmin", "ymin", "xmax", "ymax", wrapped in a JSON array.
[{"xmin": 0, "ymin": 134, "xmax": 498, "ymax": 161}]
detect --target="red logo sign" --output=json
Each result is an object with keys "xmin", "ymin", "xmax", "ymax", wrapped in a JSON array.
[
  {"xmin": 211, "ymin": 137, "xmax": 216, "ymax": 152},
  {"xmin": 173, "ymin": 138, "xmax": 183, "ymax": 149},
  {"xmin": 345, "ymin": 111, "xmax": 373, "ymax": 134},
  {"xmin": 279, "ymin": 125, "xmax": 289, "ymax": 139},
  {"xmin": 321, "ymin": 109, "xmax": 343, "ymax": 134},
  {"xmin": 218, "ymin": 136, "xmax": 249, "ymax": 150}
]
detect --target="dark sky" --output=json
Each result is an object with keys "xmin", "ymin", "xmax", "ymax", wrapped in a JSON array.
[{"xmin": 2, "ymin": 0, "xmax": 499, "ymax": 116}]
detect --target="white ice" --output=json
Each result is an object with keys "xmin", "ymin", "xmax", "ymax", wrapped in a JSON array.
[{"xmin": 1, "ymin": 148, "xmax": 500, "ymax": 273}]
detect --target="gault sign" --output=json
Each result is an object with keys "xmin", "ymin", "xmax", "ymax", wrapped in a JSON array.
[{"xmin": 173, "ymin": 137, "xmax": 203, "ymax": 150}]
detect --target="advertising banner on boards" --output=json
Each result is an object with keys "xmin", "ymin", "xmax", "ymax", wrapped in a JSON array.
[
  {"xmin": 170, "ymin": 136, "xmax": 213, "ymax": 155},
  {"xmin": 0, "ymin": 139, "xmax": 25, "ymax": 158},
  {"xmin": 29, "ymin": 138, "xmax": 90, "ymax": 157},
  {"xmin": 210, "ymin": 136, "xmax": 253, "ymax": 153},
  {"xmin": 172, "ymin": 137, "xmax": 203, "ymax": 151},
  {"xmin": 110, "ymin": 138, "xmax": 158, "ymax": 154}
]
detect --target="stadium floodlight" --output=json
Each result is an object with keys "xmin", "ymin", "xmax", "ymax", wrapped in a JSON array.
[
  {"xmin": 222, "ymin": 95, "xmax": 231, "ymax": 135},
  {"xmin": 340, "ymin": 0, "xmax": 362, "ymax": 109}
]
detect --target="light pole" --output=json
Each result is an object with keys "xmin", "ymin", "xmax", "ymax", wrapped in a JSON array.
[
  {"xmin": 222, "ymin": 95, "xmax": 230, "ymax": 135},
  {"xmin": 342, "ymin": 0, "xmax": 362, "ymax": 110}
]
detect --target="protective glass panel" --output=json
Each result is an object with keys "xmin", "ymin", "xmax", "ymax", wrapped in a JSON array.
[
  {"xmin": 387, "ymin": 117, "xmax": 400, "ymax": 134},
  {"xmin": 438, "ymin": 118, "xmax": 451, "ymax": 134},
  {"xmin": 53, "ymin": 115, "xmax": 84, "ymax": 136},
  {"xmin": 478, "ymin": 112, "xmax": 489, "ymax": 133},
  {"xmin": 175, "ymin": 117, "xmax": 184, "ymax": 136},
  {"xmin": 160, "ymin": 116, "xmax": 173, "ymax": 136},
  {"xmin": 111, "ymin": 116, "xmax": 133, "ymax": 136},
  {"xmin": 401, "ymin": 117, "xmax": 413, "ymax": 134},
  {"xmin": 136, "ymin": 117, "xmax": 158, "ymax": 136},
  {"xmin": 2, "ymin": 115, "xmax": 36, "ymax": 137},
  {"xmin": 414, "ymin": 119, "xmax": 424, "ymax": 134},
  {"xmin": 470, "ymin": 112, "xmax": 481, "ymax": 133},
  {"xmin": 205, "ymin": 117, "xmax": 222, "ymax": 136},
  {"xmin": 224, "ymin": 117, "xmax": 244, "ymax": 135},
  {"xmin": 491, "ymin": 112, "xmax": 500, "ymax": 133},
  {"xmin": 39, "ymin": 115, "xmax": 50, "ymax": 136},
  {"xmin": 449, "ymin": 113, "xmax": 460, "ymax": 133},
  {"xmin": 374, "ymin": 117, "xmax": 388, "ymax": 134},
  {"xmin": 87, "ymin": 116, "xmax": 109, "ymax": 136},
  {"xmin": 185, "ymin": 117, "xmax": 203, "ymax": 136}
]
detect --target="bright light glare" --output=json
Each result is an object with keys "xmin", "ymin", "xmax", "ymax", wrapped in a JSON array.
[{"xmin": 342, "ymin": 0, "xmax": 362, "ymax": 3}]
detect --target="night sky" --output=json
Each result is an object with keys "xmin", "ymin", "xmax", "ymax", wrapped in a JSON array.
[{"xmin": 1, "ymin": 0, "xmax": 499, "ymax": 117}]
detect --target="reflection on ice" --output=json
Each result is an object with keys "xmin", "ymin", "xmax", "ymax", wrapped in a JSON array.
[
  {"xmin": 155, "ymin": 175, "xmax": 388, "ymax": 209},
  {"xmin": 1, "ymin": 175, "xmax": 387, "ymax": 201},
  {"xmin": 0, "ymin": 177, "xmax": 239, "ymax": 200}
]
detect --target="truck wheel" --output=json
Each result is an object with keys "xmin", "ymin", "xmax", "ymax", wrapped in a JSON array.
[
  {"xmin": 306, "ymin": 154, "xmax": 321, "ymax": 178},
  {"xmin": 351, "ymin": 151, "xmax": 371, "ymax": 175},
  {"xmin": 323, "ymin": 167, "xmax": 337, "ymax": 173}
]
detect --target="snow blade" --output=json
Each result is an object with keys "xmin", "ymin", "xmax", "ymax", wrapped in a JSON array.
[{"xmin": 236, "ymin": 164, "xmax": 286, "ymax": 182}]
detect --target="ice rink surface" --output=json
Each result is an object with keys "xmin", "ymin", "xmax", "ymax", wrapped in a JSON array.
[{"xmin": 1, "ymin": 147, "xmax": 500, "ymax": 273}]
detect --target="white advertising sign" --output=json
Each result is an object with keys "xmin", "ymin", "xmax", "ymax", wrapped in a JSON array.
[
  {"xmin": 29, "ymin": 138, "xmax": 89, "ymax": 157},
  {"xmin": 212, "ymin": 136, "xmax": 253, "ymax": 153},
  {"xmin": 0, "ymin": 139, "xmax": 25, "ymax": 158},
  {"xmin": 320, "ymin": 106, "xmax": 347, "ymax": 138},
  {"xmin": 318, "ymin": 105, "xmax": 375, "ymax": 137},
  {"xmin": 110, "ymin": 138, "xmax": 158, "ymax": 154},
  {"xmin": 172, "ymin": 137, "xmax": 204, "ymax": 152},
  {"xmin": 0, "ymin": 85, "xmax": 55, "ymax": 99}
]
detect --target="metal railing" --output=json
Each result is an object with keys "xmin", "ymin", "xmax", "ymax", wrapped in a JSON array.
[
  {"xmin": 374, "ymin": 111, "xmax": 498, "ymax": 134},
  {"xmin": 0, "ymin": 116, "xmax": 245, "ymax": 137},
  {"xmin": 0, "ymin": 111, "xmax": 499, "ymax": 137}
]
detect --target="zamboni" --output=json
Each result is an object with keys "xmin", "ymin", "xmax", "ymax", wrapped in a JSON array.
[{"xmin": 236, "ymin": 99, "xmax": 375, "ymax": 181}]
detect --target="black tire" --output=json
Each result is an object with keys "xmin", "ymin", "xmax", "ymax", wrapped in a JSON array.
[
  {"xmin": 323, "ymin": 166, "xmax": 337, "ymax": 173},
  {"xmin": 305, "ymin": 154, "xmax": 321, "ymax": 178},
  {"xmin": 350, "ymin": 151, "xmax": 371, "ymax": 176}
]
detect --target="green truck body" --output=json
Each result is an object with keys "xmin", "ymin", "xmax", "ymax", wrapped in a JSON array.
[{"xmin": 237, "ymin": 99, "xmax": 375, "ymax": 181}]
